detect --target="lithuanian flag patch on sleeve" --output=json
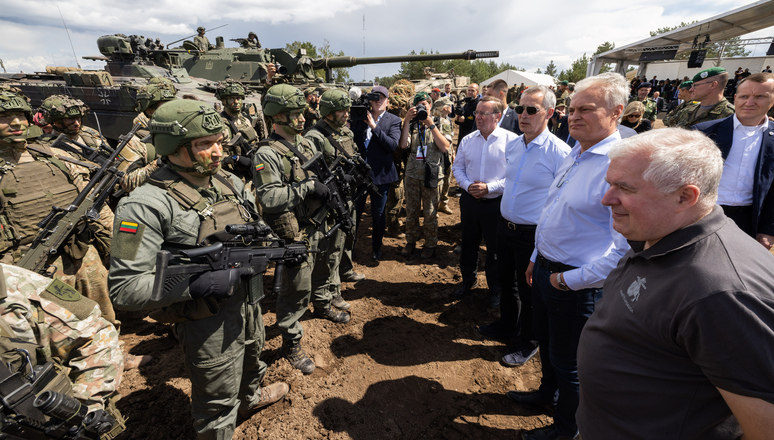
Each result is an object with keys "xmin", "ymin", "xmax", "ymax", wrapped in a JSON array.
[
  {"xmin": 119, "ymin": 221, "xmax": 139, "ymax": 233},
  {"xmin": 255, "ymin": 163, "xmax": 265, "ymax": 171}
]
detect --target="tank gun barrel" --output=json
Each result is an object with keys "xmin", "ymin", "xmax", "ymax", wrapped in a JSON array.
[{"xmin": 312, "ymin": 50, "xmax": 499, "ymax": 70}]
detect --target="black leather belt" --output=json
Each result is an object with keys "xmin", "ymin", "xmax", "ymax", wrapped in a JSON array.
[
  {"xmin": 502, "ymin": 219, "xmax": 537, "ymax": 232},
  {"xmin": 536, "ymin": 253, "xmax": 577, "ymax": 273},
  {"xmin": 720, "ymin": 205, "xmax": 752, "ymax": 216}
]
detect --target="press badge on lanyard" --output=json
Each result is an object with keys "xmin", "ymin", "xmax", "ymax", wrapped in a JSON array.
[{"xmin": 415, "ymin": 145, "xmax": 426, "ymax": 160}]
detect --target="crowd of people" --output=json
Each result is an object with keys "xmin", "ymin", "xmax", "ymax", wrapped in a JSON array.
[{"xmin": 1, "ymin": 56, "xmax": 773, "ymax": 439}]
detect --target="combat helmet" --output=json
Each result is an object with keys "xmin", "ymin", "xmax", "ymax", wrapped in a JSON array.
[
  {"xmin": 318, "ymin": 89, "xmax": 352, "ymax": 117},
  {"xmin": 39, "ymin": 95, "xmax": 89, "ymax": 124},
  {"xmin": 263, "ymin": 84, "xmax": 305, "ymax": 117},
  {"xmin": 149, "ymin": 100, "xmax": 224, "ymax": 156},
  {"xmin": 0, "ymin": 91, "xmax": 33, "ymax": 121},
  {"xmin": 214, "ymin": 81, "xmax": 247, "ymax": 101},
  {"xmin": 134, "ymin": 81, "xmax": 177, "ymax": 113}
]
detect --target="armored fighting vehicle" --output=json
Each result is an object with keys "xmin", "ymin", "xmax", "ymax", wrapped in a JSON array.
[{"xmin": 0, "ymin": 32, "xmax": 498, "ymax": 141}]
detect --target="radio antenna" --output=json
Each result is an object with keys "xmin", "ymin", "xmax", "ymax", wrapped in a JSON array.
[{"xmin": 56, "ymin": 2, "xmax": 81, "ymax": 69}]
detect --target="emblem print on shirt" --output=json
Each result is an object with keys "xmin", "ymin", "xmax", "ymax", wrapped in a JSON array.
[
  {"xmin": 627, "ymin": 276, "xmax": 646, "ymax": 302},
  {"xmin": 619, "ymin": 276, "xmax": 646, "ymax": 313}
]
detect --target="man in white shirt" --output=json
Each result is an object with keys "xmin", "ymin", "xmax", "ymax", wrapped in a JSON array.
[
  {"xmin": 507, "ymin": 73, "xmax": 630, "ymax": 440},
  {"xmin": 694, "ymin": 72, "xmax": 774, "ymax": 249},
  {"xmin": 478, "ymin": 86, "xmax": 571, "ymax": 370},
  {"xmin": 452, "ymin": 96, "xmax": 518, "ymax": 307}
]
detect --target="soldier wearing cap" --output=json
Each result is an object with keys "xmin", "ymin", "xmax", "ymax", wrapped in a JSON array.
[
  {"xmin": 663, "ymin": 81, "xmax": 697, "ymax": 127},
  {"xmin": 669, "ymin": 67, "xmax": 735, "ymax": 128},
  {"xmin": 108, "ymin": 99, "xmax": 288, "ymax": 438},
  {"xmin": 304, "ymin": 88, "xmax": 365, "ymax": 311},
  {"xmin": 252, "ymin": 84, "xmax": 350, "ymax": 375},
  {"xmin": 628, "ymin": 82, "xmax": 658, "ymax": 122},
  {"xmin": 302, "ymin": 87, "xmax": 323, "ymax": 132},
  {"xmin": 432, "ymin": 96, "xmax": 455, "ymax": 215},
  {"xmin": 555, "ymin": 80, "xmax": 570, "ymax": 102},
  {"xmin": 193, "ymin": 26, "xmax": 214, "ymax": 53}
]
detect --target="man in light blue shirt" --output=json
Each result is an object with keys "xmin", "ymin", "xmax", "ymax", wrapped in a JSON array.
[
  {"xmin": 508, "ymin": 73, "xmax": 630, "ymax": 440},
  {"xmin": 478, "ymin": 86, "xmax": 571, "ymax": 370}
]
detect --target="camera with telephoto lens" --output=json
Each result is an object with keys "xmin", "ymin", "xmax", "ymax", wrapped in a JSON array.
[
  {"xmin": 349, "ymin": 92, "xmax": 382, "ymax": 122},
  {"xmin": 411, "ymin": 104, "xmax": 428, "ymax": 123}
]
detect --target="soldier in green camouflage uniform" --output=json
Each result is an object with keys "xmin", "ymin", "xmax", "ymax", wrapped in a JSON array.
[
  {"xmin": 663, "ymin": 81, "xmax": 696, "ymax": 127},
  {"xmin": 304, "ymin": 89, "xmax": 363, "ymax": 312},
  {"xmin": 302, "ymin": 87, "xmax": 322, "ymax": 133},
  {"xmin": 108, "ymin": 99, "xmax": 288, "ymax": 439},
  {"xmin": 432, "ymin": 97, "xmax": 455, "ymax": 215},
  {"xmin": 669, "ymin": 67, "xmax": 735, "ymax": 128},
  {"xmin": 0, "ymin": 263, "xmax": 124, "ymax": 414},
  {"xmin": 399, "ymin": 92, "xmax": 450, "ymax": 260},
  {"xmin": 628, "ymin": 82, "xmax": 658, "ymax": 122},
  {"xmin": 0, "ymin": 91, "xmax": 118, "ymax": 326},
  {"xmin": 252, "ymin": 84, "xmax": 349, "ymax": 375},
  {"xmin": 215, "ymin": 81, "xmax": 262, "ymax": 180},
  {"xmin": 193, "ymin": 27, "xmax": 214, "ymax": 53},
  {"xmin": 384, "ymin": 80, "xmax": 414, "ymax": 238}
]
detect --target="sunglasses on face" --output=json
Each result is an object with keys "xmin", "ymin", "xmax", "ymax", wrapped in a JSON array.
[
  {"xmin": 627, "ymin": 114, "xmax": 641, "ymax": 118},
  {"xmin": 514, "ymin": 105, "xmax": 539, "ymax": 115}
]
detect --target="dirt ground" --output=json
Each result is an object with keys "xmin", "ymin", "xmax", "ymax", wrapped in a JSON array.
[{"xmin": 115, "ymin": 186, "xmax": 550, "ymax": 439}]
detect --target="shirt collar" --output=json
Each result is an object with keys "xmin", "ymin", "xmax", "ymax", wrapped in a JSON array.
[
  {"xmin": 524, "ymin": 128, "xmax": 550, "ymax": 149},
  {"xmin": 626, "ymin": 206, "xmax": 727, "ymax": 259},
  {"xmin": 572, "ymin": 130, "xmax": 621, "ymax": 157},
  {"xmin": 475, "ymin": 126, "xmax": 506, "ymax": 141},
  {"xmin": 732, "ymin": 114, "xmax": 769, "ymax": 132}
]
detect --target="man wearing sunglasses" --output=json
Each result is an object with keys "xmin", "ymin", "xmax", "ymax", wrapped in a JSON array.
[
  {"xmin": 509, "ymin": 73, "xmax": 630, "ymax": 440},
  {"xmin": 669, "ymin": 67, "xmax": 735, "ymax": 128},
  {"xmin": 478, "ymin": 86, "xmax": 571, "ymax": 373}
]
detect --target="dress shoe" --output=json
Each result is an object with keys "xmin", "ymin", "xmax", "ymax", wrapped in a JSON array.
[
  {"xmin": 331, "ymin": 294, "xmax": 351, "ymax": 311},
  {"xmin": 521, "ymin": 424, "xmax": 578, "ymax": 440},
  {"xmin": 341, "ymin": 271, "xmax": 365, "ymax": 282},
  {"xmin": 401, "ymin": 243, "xmax": 416, "ymax": 258},
  {"xmin": 372, "ymin": 248, "xmax": 383, "ymax": 261},
  {"xmin": 419, "ymin": 246, "xmax": 436, "ymax": 259},
  {"xmin": 285, "ymin": 342, "xmax": 315, "ymax": 374},
  {"xmin": 452, "ymin": 281, "xmax": 477, "ymax": 298},
  {"xmin": 453, "ymin": 245, "xmax": 462, "ymax": 254},
  {"xmin": 506, "ymin": 390, "xmax": 556, "ymax": 415},
  {"xmin": 238, "ymin": 382, "xmax": 290, "ymax": 419},
  {"xmin": 314, "ymin": 306, "xmax": 351, "ymax": 324},
  {"xmin": 489, "ymin": 289, "xmax": 501, "ymax": 308}
]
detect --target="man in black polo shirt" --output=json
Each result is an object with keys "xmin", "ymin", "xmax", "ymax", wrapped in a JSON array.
[{"xmin": 577, "ymin": 128, "xmax": 774, "ymax": 439}]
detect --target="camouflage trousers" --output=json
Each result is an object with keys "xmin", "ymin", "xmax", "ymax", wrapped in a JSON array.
[
  {"xmin": 385, "ymin": 173, "xmax": 404, "ymax": 231},
  {"xmin": 2, "ymin": 245, "xmax": 116, "ymax": 325},
  {"xmin": 276, "ymin": 226, "xmax": 333, "ymax": 343},
  {"xmin": 404, "ymin": 176, "xmax": 440, "ymax": 248},
  {"xmin": 175, "ymin": 292, "xmax": 266, "ymax": 440},
  {"xmin": 438, "ymin": 169, "xmax": 452, "ymax": 209}
]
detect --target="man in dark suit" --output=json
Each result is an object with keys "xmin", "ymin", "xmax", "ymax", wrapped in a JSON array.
[
  {"xmin": 694, "ymin": 72, "xmax": 774, "ymax": 249},
  {"xmin": 351, "ymin": 85, "xmax": 402, "ymax": 260},
  {"xmin": 486, "ymin": 79, "xmax": 523, "ymax": 135}
]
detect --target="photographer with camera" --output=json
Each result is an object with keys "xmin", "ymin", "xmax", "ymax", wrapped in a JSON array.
[
  {"xmin": 399, "ymin": 92, "xmax": 450, "ymax": 260},
  {"xmin": 454, "ymin": 83, "xmax": 480, "ymax": 142},
  {"xmin": 351, "ymin": 86, "xmax": 402, "ymax": 261}
]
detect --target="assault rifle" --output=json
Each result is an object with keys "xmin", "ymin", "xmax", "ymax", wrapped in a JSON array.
[
  {"xmin": 150, "ymin": 223, "xmax": 315, "ymax": 302},
  {"xmin": 301, "ymin": 152, "xmax": 377, "ymax": 239},
  {"xmin": 44, "ymin": 134, "xmax": 115, "ymax": 167},
  {"xmin": 17, "ymin": 123, "xmax": 142, "ymax": 275}
]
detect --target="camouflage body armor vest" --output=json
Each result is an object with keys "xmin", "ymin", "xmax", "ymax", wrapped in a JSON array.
[
  {"xmin": 257, "ymin": 136, "xmax": 317, "ymax": 241},
  {"xmin": 221, "ymin": 112, "xmax": 259, "ymax": 157},
  {"xmin": 0, "ymin": 152, "xmax": 77, "ymax": 258}
]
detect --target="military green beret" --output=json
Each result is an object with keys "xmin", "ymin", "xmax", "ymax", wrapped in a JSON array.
[
  {"xmin": 413, "ymin": 92, "xmax": 431, "ymax": 106},
  {"xmin": 692, "ymin": 67, "xmax": 726, "ymax": 83},
  {"xmin": 560, "ymin": 80, "xmax": 569, "ymax": 86},
  {"xmin": 679, "ymin": 81, "xmax": 693, "ymax": 89}
]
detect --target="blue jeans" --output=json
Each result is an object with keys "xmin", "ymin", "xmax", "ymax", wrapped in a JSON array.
[
  {"xmin": 532, "ymin": 260, "xmax": 601, "ymax": 437},
  {"xmin": 356, "ymin": 183, "xmax": 391, "ymax": 253}
]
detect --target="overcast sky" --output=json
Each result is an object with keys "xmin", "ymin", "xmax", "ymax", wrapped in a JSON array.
[{"xmin": 2, "ymin": 0, "xmax": 772, "ymax": 81}]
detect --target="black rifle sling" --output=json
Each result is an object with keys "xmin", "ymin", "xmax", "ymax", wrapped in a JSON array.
[{"xmin": 314, "ymin": 121, "xmax": 353, "ymax": 160}]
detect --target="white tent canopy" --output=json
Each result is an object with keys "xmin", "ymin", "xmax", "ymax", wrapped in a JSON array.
[{"xmin": 480, "ymin": 70, "xmax": 557, "ymax": 87}]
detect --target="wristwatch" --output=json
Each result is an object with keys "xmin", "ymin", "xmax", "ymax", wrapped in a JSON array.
[
  {"xmin": 428, "ymin": 124, "xmax": 437, "ymax": 130},
  {"xmin": 557, "ymin": 273, "xmax": 570, "ymax": 291}
]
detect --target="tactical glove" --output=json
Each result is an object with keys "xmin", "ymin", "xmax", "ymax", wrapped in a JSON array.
[
  {"xmin": 189, "ymin": 267, "xmax": 254, "ymax": 299},
  {"xmin": 310, "ymin": 180, "xmax": 330, "ymax": 200}
]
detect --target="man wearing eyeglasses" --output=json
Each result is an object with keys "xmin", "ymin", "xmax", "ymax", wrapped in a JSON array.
[
  {"xmin": 507, "ymin": 73, "xmax": 630, "ymax": 440},
  {"xmin": 452, "ymin": 96, "xmax": 518, "ymax": 306},
  {"xmin": 477, "ymin": 86, "xmax": 571, "ymax": 372},
  {"xmin": 669, "ymin": 67, "xmax": 735, "ymax": 128}
]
